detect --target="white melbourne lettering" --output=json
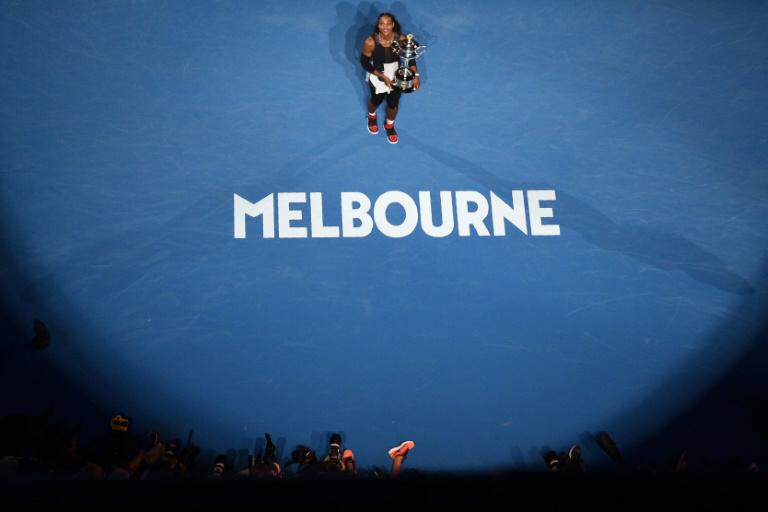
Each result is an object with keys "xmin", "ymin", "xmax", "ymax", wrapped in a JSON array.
[{"xmin": 233, "ymin": 190, "xmax": 559, "ymax": 239}]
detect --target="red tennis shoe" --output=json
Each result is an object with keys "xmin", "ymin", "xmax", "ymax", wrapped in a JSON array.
[
  {"xmin": 384, "ymin": 121, "xmax": 398, "ymax": 144},
  {"xmin": 367, "ymin": 112, "xmax": 379, "ymax": 134},
  {"xmin": 388, "ymin": 440, "xmax": 415, "ymax": 459}
]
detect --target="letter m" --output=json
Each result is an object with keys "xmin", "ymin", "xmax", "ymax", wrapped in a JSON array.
[{"xmin": 234, "ymin": 193, "xmax": 275, "ymax": 239}]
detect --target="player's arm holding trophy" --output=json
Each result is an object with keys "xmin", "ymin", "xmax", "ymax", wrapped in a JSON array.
[
  {"xmin": 395, "ymin": 34, "xmax": 423, "ymax": 92},
  {"xmin": 393, "ymin": 34, "xmax": 426, "ymax": 93}
]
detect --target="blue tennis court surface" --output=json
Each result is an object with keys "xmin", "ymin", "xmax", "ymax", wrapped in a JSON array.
[{"xmin": 1, "ymin": 0, "xmax": 766, "ymax": 471}]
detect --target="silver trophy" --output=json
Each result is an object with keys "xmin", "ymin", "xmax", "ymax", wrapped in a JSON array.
[{"xmin": 391, "ymin": 34, "xmax": 426, "ymax": 93}]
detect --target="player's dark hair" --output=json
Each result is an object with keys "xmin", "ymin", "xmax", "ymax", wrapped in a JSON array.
[{"xmin": 372, "ymin": 12, "xmax": 402, "ymax": 36}]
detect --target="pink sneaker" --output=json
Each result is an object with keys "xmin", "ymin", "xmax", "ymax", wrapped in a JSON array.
[{"xmin": 388, "ymin": 440, "xmax": 415, "ymax": 459}]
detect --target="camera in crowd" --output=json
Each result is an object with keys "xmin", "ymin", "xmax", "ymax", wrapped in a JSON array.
[
  {"xmin": 109, "ymin": 415, "xmax": 130, "ymax": 433},
  {"xmin": 291, "ymin": 445, "xmax": 316, "ymax": 466},
  {"xmin": 542, "ymin": 444, "xmax": 584, "ymax": 473}
]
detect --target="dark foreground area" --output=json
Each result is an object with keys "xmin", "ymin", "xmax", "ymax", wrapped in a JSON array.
[{"xmin": 2, "ymin": 473, "xmax": 765, "ymax": 510}]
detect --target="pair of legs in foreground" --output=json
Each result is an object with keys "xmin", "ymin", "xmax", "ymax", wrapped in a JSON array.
[{"xmin": 367, "ymin": 86, "xmax": 402, "ymax": 144}]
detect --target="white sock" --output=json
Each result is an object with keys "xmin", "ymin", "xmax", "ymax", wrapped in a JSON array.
[
  {"xmin": 385, "ymin": 119, "xmax": 395, "ymax": 126},
  {"xmin": 368, "ymin": 111, "xmax": 376, "ymax": 118}
]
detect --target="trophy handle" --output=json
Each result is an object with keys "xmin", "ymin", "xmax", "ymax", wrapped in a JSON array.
[
  {"xmin": 407, "ymin": 34, "xmax": 427, "ymax": 57},
  {"xmin": 392, "ymin": 34, "xmax": 427, "ymax": 60}
]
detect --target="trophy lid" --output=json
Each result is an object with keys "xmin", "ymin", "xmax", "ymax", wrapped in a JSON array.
[{"xmin": 392, "ymin": 34, "xmax": 426, "ymax": 59}]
